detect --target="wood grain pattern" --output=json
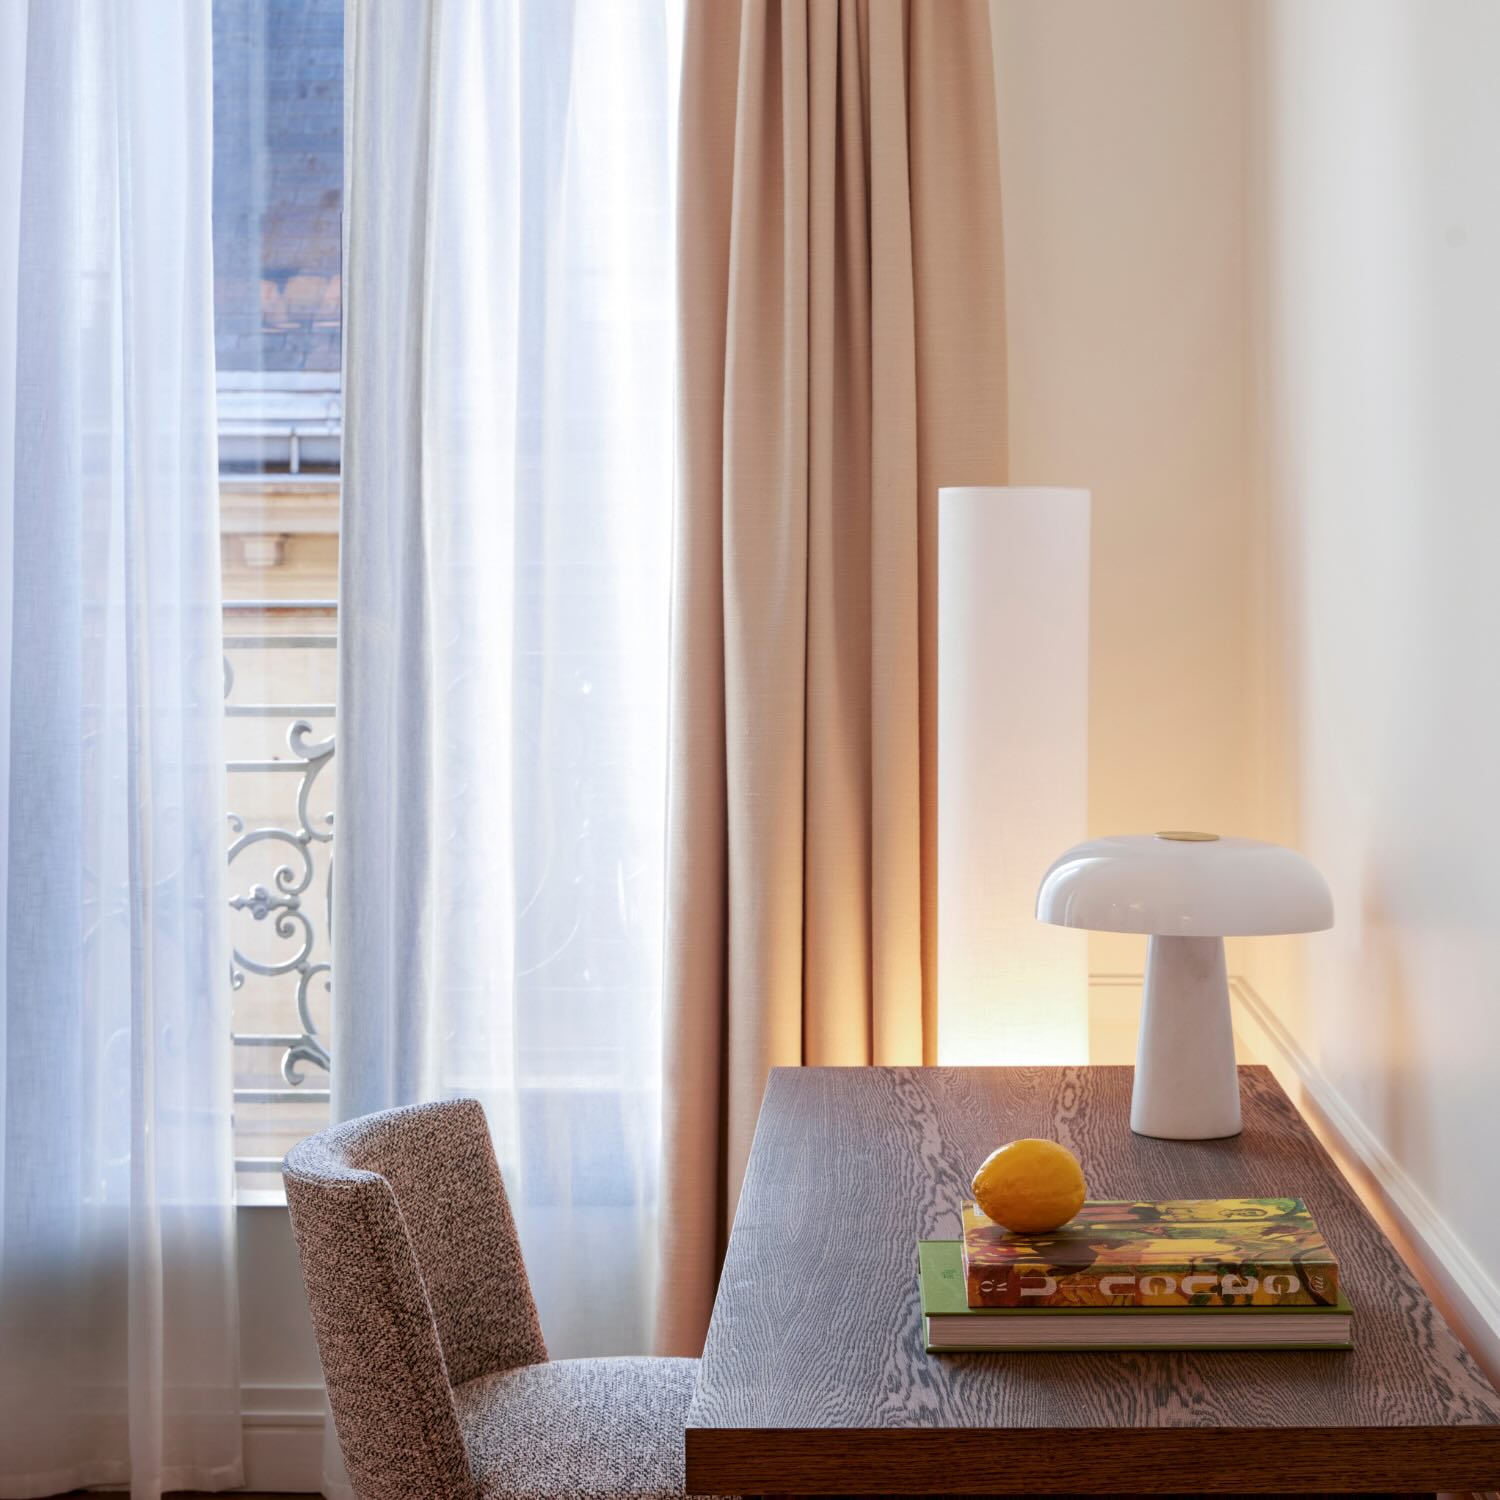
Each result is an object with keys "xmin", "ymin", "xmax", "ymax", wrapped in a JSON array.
[{"xmin": 685, "ymin": 1066, "xmax": 1500, "ymax": 1494}]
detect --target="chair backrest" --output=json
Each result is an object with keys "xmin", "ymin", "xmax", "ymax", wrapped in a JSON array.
[{"xmin": 284, "ymin": 1098, "xmax": 547, "ymax": 1500}]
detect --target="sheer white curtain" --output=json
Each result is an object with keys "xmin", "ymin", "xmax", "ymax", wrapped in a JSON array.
[
  {"xmin": 337, "ymin": 0, "xmax": 678, "ymax": 1369},
  {"xmin": 0, "ymin": 4, "xmax": 241, "ymax": 1499}
]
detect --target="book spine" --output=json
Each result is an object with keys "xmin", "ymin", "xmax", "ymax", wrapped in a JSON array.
[{"xmin": 964, "ymin": 1260, "xmax": 1341, "ymax": 1309}]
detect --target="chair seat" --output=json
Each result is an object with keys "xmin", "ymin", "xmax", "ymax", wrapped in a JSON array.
[{"xmin": 454, "ymin": 1354, "xmax": 728, "ymax": 1500}]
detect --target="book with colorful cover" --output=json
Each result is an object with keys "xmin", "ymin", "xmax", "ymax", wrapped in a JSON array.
[
  {"xmin": 961, "ymin": 1198, "xmax": 1340, "ymax": 1309},
  {"xmin": 920, "ymin": 1240, "xmax": 1353, "ymax": 1353}
]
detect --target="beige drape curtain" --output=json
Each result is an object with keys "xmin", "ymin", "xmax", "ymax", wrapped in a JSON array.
[{"xmin": 658, "ymin": 0, "xmax": 1007, "ymax": 1356}]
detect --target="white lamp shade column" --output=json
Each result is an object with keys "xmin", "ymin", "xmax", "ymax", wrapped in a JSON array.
[{"xmin": 937, "ymin": 486, "xmax": 1090, "ymax": 1064}]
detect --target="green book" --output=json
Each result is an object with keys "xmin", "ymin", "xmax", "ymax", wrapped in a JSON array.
[{"xmin": 919, "ymin": 1241, "xmax": 1353, "ymax": 1353}]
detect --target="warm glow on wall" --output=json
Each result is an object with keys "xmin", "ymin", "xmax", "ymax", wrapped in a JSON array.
[{"xmin": 937, "ymin": 487, "xmax": 1090, "ymax": 1065}]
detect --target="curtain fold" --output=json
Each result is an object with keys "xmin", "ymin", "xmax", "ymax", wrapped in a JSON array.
[
  {"xmin": 0, "ymin": 3, "xmax": 242, "ymax": 1497},
  {"xmin": 335, "ymin": 0, "xmax": 679, "ymax": 1425},
  {"xmin": 657, "ymin": 0, "xmax": 1007, "ymax": 1357}
]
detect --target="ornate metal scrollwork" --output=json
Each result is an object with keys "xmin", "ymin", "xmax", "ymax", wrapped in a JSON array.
[{"xmin": 227, "ymin": 715, "xmax": 334, "ymax": 1086}]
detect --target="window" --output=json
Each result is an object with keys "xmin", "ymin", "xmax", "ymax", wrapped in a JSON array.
[{"xmin": 213, "ymin": 0, "xmax": 342, "ymax": 1186}]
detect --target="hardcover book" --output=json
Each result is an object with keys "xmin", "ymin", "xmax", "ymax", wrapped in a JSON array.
[
  {"xmin": 921, "ymin": 1240, "xmax": 1353, "ymax": 1353},
  {"xmin": 961, "ymin": 1197, "xmax": 1340, "ymax": 1309}
]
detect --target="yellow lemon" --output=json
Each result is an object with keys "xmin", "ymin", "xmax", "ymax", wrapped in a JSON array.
[{"xmin": 971, "ymin": 1138, "xmax": 1087, "ymax": 1233}]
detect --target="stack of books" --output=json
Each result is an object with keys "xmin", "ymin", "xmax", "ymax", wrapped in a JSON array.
[{"xmin": 919, "ymin": 1197, "xmax": 1352, "ymax": 1352}]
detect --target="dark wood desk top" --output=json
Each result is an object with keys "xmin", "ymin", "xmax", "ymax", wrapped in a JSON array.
[{"xmin": 685, "ymin": 1065, "xmax": 1500, "ymax": 1494}]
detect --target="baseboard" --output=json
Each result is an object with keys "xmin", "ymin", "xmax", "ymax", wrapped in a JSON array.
[{"xmin": 240, "ymin": 1384, "xmax": 325, "ymax": 1492}]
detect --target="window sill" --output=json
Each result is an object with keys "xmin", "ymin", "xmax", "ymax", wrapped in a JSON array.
[{"xmin": 238, "ymin": 1186, "xmax": 289, "ymax": 1209}]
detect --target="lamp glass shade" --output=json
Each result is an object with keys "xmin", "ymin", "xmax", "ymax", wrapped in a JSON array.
[
  {"xmin": 1036, "ymin": 834, "xmax": 1334, "ymax": 937},
  {"xmin": 937, "ymin": 486, "xmax": 1090, "ymax": 1064}
]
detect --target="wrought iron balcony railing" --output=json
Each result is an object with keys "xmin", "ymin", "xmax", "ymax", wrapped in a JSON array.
[{"xmin": 225, "ymin": 599, "xmax": 336, "ymax": 1179}]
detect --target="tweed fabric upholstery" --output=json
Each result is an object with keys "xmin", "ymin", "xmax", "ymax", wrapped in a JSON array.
[
  {"xmin": 286, "ymin": 1099, "xmax": 720, "ymax": 1500},
  {"xmin": 284, "ymin": 1098, "xmax": 545, "ymax": 1500},
  {"xmin": 294, "ymin": 1097, "xmax": 547, "ymax": 1383},
  {"xmin": 454, "ymin": 1357, "xmax": 716, "ymax": 1500}
]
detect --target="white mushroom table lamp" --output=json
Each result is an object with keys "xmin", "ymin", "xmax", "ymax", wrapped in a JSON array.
[{"xmin": 1036, "ymin": 833, "xmax": 1333, "ymax": 1139}]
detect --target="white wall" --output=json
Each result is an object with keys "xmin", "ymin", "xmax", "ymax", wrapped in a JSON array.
[
  {"xmin": 236, "ymin": 1204, "xmax": 327, "ymax": 1490},
  {"xmin": 991, "ymin": 0, "xmax": 1254, "ymax": 986},
  {"xmin": 995, "ymin": 0, "xmax": 1500, "ymax": 1377},
  {"xmin": 1246, "ymin": 0, "xmax": 1500, "ymax": 1371}
]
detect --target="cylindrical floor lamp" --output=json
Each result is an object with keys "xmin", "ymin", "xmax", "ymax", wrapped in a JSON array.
[{"xmin": 937, "ymin": 486, "xmax": 1091, "ymax": 1065}]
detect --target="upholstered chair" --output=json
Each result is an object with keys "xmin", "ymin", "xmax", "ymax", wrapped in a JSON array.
[{"xmin": 283, "ymin": 1098, "xmax": 720, "ymax": 1500}]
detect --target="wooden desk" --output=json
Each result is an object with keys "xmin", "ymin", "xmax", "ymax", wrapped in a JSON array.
[{"xmin": 685, "ymin": 1066, "xmax": 1500, "ymax": 1495}]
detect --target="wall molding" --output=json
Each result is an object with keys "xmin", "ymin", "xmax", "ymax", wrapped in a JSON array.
[
  {"xmin": 1229, "ymin": 973, "xmax": 1500, "ymax": 1385},
  {"xmin": 240, "ymin": 1384, "xmax": 325, "ymax": 1492},
  {"xmin": 1090, "ymin": 967, "xmax": 1500, "ymax": 1385}
]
